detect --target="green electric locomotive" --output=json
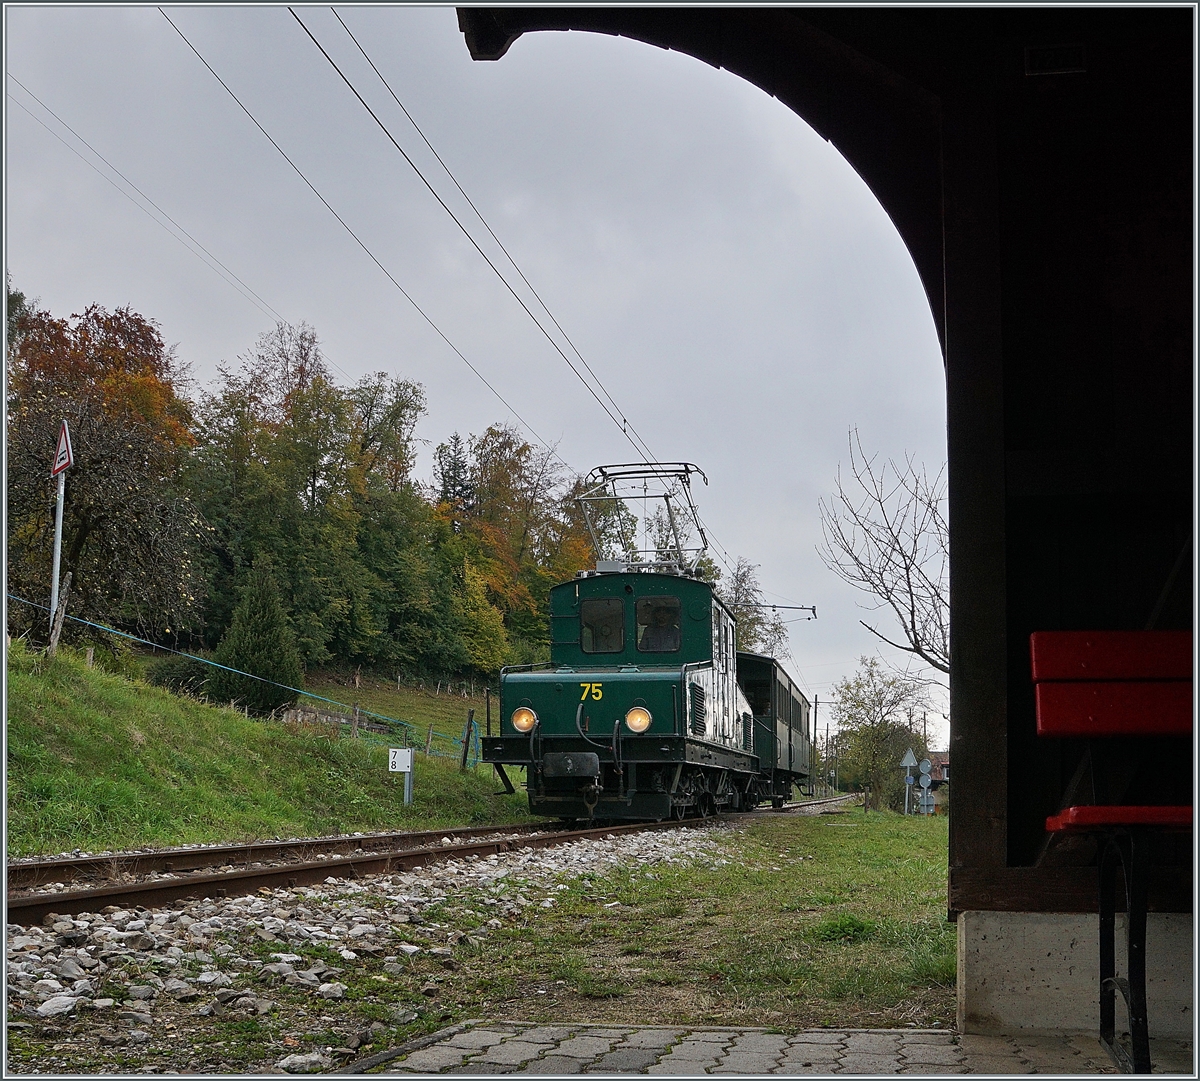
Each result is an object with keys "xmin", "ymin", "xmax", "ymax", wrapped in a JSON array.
[{"xmin": 482, "ymin": 463, "xmax": 811, "ymax": 821}]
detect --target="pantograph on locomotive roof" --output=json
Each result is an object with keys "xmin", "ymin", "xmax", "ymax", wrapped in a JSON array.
[{"xmin": 576, "ymin": 462, "xmax": 709, "ymax": 576}]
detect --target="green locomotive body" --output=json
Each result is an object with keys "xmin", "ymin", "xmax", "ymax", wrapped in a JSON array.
[{"xmin": 483, "ymin": 566, "xmax": 811, "ymax": 821}]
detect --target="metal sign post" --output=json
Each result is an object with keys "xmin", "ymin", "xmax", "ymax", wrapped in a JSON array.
[
  {"xmin": 49, "ymin": 420, "xmax": 74, "ymax": 628},
  {"xmin": 389, "ymin": 747, "xmax": 414, "ymax": 805},
  {"xmin": 900, "ymin": 748, "xmax": 918, "ymax": 815}
]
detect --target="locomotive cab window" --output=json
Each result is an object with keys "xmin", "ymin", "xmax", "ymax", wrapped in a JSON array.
[
  {"xmin": 581, "ymin": 597, "xmax": 625, "ymax": 653},
  {"xmin": 636, "ymin": 596, "xmax": 681, "ymax": 652}
]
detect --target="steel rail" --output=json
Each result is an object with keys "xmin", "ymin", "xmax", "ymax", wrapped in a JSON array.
[
  {"xmin": 7, "ymin": 796, "xmax": 857, "ymax": 925},
  {"xmin": 6, "ymin": 824, "xmax": 555, "ymax": 891}
]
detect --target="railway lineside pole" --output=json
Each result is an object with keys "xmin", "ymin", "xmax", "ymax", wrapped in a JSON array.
[{"xmin": 48, "ymin": 420, "xmax": 73, "ymax": 637}]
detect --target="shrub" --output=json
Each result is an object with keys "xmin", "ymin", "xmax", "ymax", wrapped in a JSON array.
[
  {"xmin": 207, "ymin": 562, "xmax": 303, "ymax": 715},
  {"xmin": 146, "ymin": 653, "xmax": 211, "ymax": 696}
]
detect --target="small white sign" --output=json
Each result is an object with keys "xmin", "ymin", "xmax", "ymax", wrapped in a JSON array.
[
  {"xmin": 51, "ymin": 420, "xmax": 73, "ymax": 476},
  {"xmin": 900, "ymin": 748, "xmax": 918, "ymax": 769},
  {"xmin": 388, "ymin": 748, "xmax": 413, "ymax": 773}
]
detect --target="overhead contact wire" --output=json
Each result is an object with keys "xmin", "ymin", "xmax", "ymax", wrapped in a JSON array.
[
  {"xmin": 6, "ymin": 85, "xmax": 281, "ymax": 325},
  {"xmin": 329, "ymin": 7, "xmax": 657, "ymax": 464},
  {"xmin": 158, "ymin": 7, "xmax": 565, "ymax": 468},
  {"xmin": 289, "ymin": 7, "xmax": 651, "ymax": 464}
]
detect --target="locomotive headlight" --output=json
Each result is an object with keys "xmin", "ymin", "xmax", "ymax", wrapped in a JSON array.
[
  {"xmin": 624, "ymin": 706, "xmax": 652, "ymax": 733},
  {"xmin": 510, "ymin": 707, "xmax": 537, "ymax": 732}
]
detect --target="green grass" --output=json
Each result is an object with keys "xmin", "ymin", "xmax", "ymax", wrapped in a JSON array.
[
  {"xmin": 5, "ymin": 641, "xmax": 532, "ymax": 856},
  {"xmin": 402, "ymin": 809, "xmax": 957, "ymax": 1031},
  {"xmin": 297, "ymin": 669, "xmax": 494, "ymax": 747}
]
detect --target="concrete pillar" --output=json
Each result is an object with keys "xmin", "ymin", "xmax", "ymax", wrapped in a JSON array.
[{"xmin": 957, "ymin": 910, "xmax": 1193, "ymax": 1037}]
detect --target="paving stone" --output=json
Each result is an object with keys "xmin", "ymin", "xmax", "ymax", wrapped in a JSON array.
[
  {"xmin": 959, "ymin": 1054, "xmax": 1035, "ymax": 1074},
  {"xmin": 901, "ymin": 1032, "xmax": 958, "ymax": 1044},
  {"xmin": 900, "ymin": 1042, "xmax": 966, "ymax": 1066},
  {"xmin": 681, "ymin": 1030, "xmax": 734, "ymax": 1042},
  {"xmin": 1015, "ymin": 1039, "xmax": 1106, "ymax": 1073},
  {"xmin": 647, "ymin": 1058, "xmax": 722, "ymax": 1076},
  {"xmin": 664, "ymin": 1040, "xmax": 731, "ymax": 1059},
  {"xmin": 445, "ymin": 1029, "xmax": 512, "ymax": 1050},
  {"xmin": 444, "ymin": 1063, "xmax": 514, "ymax": 1074},
  {"xmin": 472, "ymin": 1040, "xmax": 556, "ymax": 1066},
  {"xmin": 958, "ymin": 1034, "xmax": 1020, "ymax": 1055},
  {"xmin": 843, "ymin": 1033, "xmax": 902, "ymax": 1054},
  {"xmin": 779, "ymin": 1044, "xmax": 842, "ymax": 1064},
  {"xmin": 728, "ymin": 1033, "xmax": 791, "ymax": 1054},
  {"xmin": 585, "ymin": 1048, "xmax": 666, "ymax": 1072},
  {"xmin": 788, "ymin": 1032, "xmax": 847, "ymax": 1046},
  {"xmin": 836, "ymin": 1052, "xmax": 902, "ymax": 1073},
  {"xmin": 714, "ymin": 1051, "xmax": 785, "ymax": 1070},
  {"xmin": 553, "ymin": 1035, "xmax": 621, "ymax": 1059},
  {"xmin": 900, "ymin": 1066, "xmax": 967, "ymax": 1074},
  {"xmin": 775, "ymin": 1063, "xmax": 838, "ymax": 1076},
  {"xmin": 520, "ymin": 1055, "xmax": 588, "ymax": 1074},
  {"xmin": 517, "ymin": 1026, "xmax": 580, "ymax": 1044},
  {"xmin": 393, "ymin": 1044, "xmax": 467, "ymax": 1072},
  {"xmin": 618, "ymin": 1029, "xmax": 685, "ymax": 1049}
]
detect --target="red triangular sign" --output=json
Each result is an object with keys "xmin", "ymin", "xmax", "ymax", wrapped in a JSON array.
[{"xmin": 51, "ymin": 420, "xmax": 73, "ymax": 476}]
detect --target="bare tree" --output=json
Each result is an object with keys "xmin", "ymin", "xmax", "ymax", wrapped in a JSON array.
[{"xmin": 818, "ymin": 429, "xmax": 949, "ymax": 674}]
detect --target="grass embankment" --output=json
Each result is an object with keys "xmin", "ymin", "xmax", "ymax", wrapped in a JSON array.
[
  {"xmin": 5, "ymin": 643, "xmax": 531, "ymax": 857},
  {"xmin": 297, "ymin": 669, "xmax": 492, "ymax": 746}
]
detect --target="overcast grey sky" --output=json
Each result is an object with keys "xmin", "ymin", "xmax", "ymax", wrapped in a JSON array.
[{"xmin": 5, "ymin": 6, "xmax": 949, "ymax": 744}]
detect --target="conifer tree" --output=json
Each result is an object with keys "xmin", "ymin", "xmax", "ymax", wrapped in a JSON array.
[{"xmin": 208, "ymin": 561, "xmax": 303, "ymax": 714}]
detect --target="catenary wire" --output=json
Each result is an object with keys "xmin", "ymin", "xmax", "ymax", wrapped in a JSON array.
[
  {"xmin": 6, "ymin": 88, "xmax": 280, "ymax": 326},
  {"xmin": 158, "ymin": 7, "xmax": 567, "ymax": 469},
  {"xmin": 328, "ymin": 7, "xmax": 657, "ymax": 464},
  {"xmin": 8, "ymin": 76, "xmax": 362, "ymax": 389},
  {"xmin": 321, "ymin": 12, "xmax": 763, "ymax": 584},
  {"xmin": 157, "ymin": 9, "xmax": 780, "ymax": 606},
  {"xmin": 287, "ymin": 7, "xmax": 654, "ymax": 465}
]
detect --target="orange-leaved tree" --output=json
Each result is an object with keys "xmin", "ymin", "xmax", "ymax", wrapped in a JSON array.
[{"xmin": 6, "ymin": 292, "xmax": 207, "ymax": 643}]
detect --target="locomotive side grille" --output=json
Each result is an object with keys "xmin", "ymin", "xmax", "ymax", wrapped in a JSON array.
[
  {"xmin": 742, "ymin": 711, "xmax": 753, "ymax": 751},
  {"xmin": 690, "ymin": 683, "xmax": 707, "ymax": 736}
]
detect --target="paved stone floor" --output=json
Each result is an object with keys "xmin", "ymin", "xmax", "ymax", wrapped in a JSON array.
[{"xmin": 348, "ymin": 1022, "xmax": 1194, "ymax": 1075}]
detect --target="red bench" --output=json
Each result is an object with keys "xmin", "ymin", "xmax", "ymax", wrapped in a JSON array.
[{"xmin": 1032, "ymin": 630, "xmax": 1192, "ymax": 1074}]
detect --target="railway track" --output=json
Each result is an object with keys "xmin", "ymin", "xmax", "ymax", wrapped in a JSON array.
[{"xmin": 7, "ymin": 794, "xmax": 855, "ymax": 926}]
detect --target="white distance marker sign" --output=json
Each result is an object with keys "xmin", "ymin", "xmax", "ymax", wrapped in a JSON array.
[{"xmin": 388, "ymin": 748, "xmax": 413, "ymax": 773}]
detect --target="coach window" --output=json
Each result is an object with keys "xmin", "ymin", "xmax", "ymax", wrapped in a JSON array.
[
  {"xmin": 581, "ymin": 597, "xmax": 624, "ymax": 653},
  {"xmin": 636, "ymin": 596, "xmax": 681, "ymax": 652}
]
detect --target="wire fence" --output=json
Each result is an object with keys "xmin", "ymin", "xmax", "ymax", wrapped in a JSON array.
[{"xmin": 6, "ymin": 594, "xmax": 485, "ymax": 769}]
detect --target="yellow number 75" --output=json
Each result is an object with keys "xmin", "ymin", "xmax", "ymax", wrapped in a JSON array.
[{"xmin": 580, "ymin": 683, "xmax": 603, "ymax": 700}]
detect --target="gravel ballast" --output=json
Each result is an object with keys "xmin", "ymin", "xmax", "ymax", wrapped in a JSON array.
[{"xmin": 6, "ymin": 824, "xmax": 734, "ymax": 1074}]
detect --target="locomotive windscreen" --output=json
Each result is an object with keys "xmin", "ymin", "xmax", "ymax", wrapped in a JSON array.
[{"xmin": 580, "ymin": 597, "xmax": 624, "ymax": 653}]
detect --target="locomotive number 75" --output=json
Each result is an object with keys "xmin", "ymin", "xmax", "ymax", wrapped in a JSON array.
[{"xmin": 580, "ymin": 683, "xmax": 603, "ymax": 700}]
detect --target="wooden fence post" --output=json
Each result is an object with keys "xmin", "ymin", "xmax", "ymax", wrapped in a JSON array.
[
  {"xmin": 46, "ymin": 571, "xmax": 72, "ymax": 659},
  {"xmin": 351, "ymin": 704, "xmax": 360, "ymax": 739},
  {"xmin": 425, "ymin": 724, "xmax": 434, "ymax": 755},
  {"xmin": 460, "ymin": 709, "xmax": 475, "ymax": 771}
]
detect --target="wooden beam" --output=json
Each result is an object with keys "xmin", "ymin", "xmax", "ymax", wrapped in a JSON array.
[{"xmin": 950, "ymin": 866, "xmax": 1192, "ymax": 916}]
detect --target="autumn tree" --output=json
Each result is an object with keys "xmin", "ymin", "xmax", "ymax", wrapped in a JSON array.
[
  {"xmin": 190, "ymin": 322, "xmax": 462, "ymax": 674},
  {"xmin": 6, "ymin": 295, "xmax": 206, "ymax": 642},
  {"xmin": 818, "ymin": 429, "xmax": 949, "ymax": 675},
  {"xmin": 831, "ymin": 656, "xmax": 931, "ymax": 810}
]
